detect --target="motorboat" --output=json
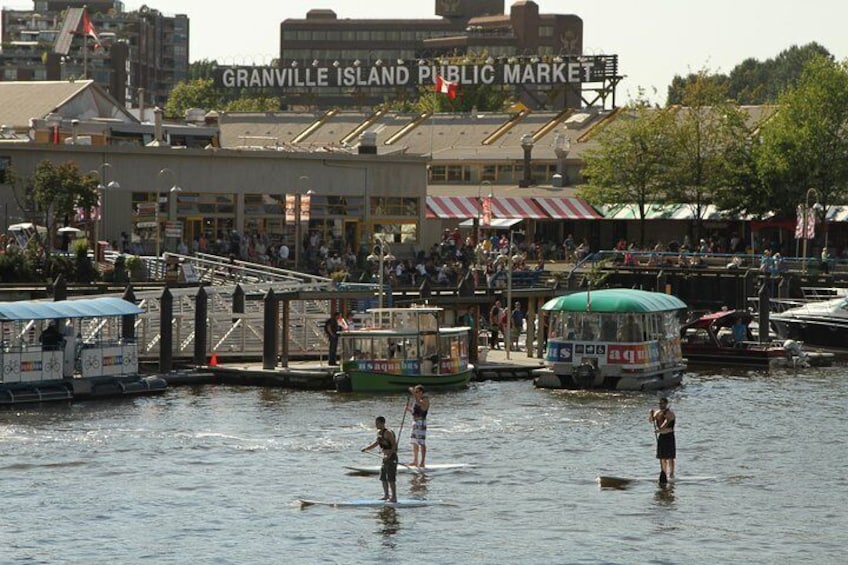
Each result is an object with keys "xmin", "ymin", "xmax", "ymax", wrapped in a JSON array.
[
  {"xmin": 680, "ymin": 309, "xmax": 812, "ymax": 367},
  {"xmin": 333, "ymin": 306, "xmax": 473, "ymax": 393},
  {"xmin": 770, "ymin": 295, "xmax": 848, "ymax": 350},
  {"xmin": 534, "ymin": 288, "xmax": 687, "ymax": 391}
]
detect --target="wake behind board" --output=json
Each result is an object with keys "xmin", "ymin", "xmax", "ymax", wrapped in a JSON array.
[
  {"xmin": 298, "ymin": 498, "xmax": 435, "ymax": 508},
  {"xmin": 344, "ymin": 463, "xmax": 472, "ymax": 475},
  {"xmin": 596, "ymin": 475, "xmax": 718, "ymax": 488}
]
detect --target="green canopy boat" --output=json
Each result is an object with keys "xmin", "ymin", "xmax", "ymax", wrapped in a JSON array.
[{"xmin": 534, "ymin": 289, "xmax": 687, "ymax": 391}]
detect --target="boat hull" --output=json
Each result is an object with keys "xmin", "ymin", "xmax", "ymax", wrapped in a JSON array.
[
  {"xmin": 533, "ymin": 365, "xmax": 683, "ymax": 391},
  {"xmin": 334, "ymin": 368, "xmax": 474, "ymax": 393},
  {"xmin": 682, "ymin": 346, "xmax": 789, "ymax": 368},
  {"xmin": 771, "ymin": 317, "xmax": 848, "ymax": 349}
]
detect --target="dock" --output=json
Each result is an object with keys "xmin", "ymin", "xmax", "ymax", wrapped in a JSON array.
[{"xmin": 162, "ymin": 347, "xmax": 544, "ymax": 391}]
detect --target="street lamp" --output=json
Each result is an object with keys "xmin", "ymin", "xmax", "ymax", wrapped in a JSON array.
[
  {"xmin": 553, "ymin": 133, "xmax": 571, "ymax": 188},
  {"xmin": 156, "ymin": 168, "xmax": 180, "ymax": 257},
  {"xmin": 89, "ymin": 163, "xmax": 120, "ymax": 260},
  {"xmin": 367, "ymin": 238, "xmax": 395, "ymax": 309},
  {"xmin": 801, "ymin": 187, "xmax": 822, "ymax": 274},
  {"xmin": 519, "ymin": 133, "xmax": 535, "ymax": 187}
]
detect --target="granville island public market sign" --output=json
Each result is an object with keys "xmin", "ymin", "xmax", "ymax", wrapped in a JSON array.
[{"xmin": 215, "ymin": 55, "xmax": 618, "ymax": 89}]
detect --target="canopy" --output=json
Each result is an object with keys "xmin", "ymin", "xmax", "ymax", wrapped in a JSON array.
[
  {"xmin": 0, "ymin": 297, "xmax": 143, "ymax": 321},
  {"xmin": 458, "ymin": 218, "xmax": 522, "ymax": 229},
  {"xmin": 542, "ymin": 289, "xmax": 687, "ymax": 313}
]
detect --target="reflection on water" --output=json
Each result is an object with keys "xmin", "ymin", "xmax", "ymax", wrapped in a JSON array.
[
  {"xmin": 409, "ymin": 473, "xmax": 430, "ymax": 497},
  {"xmin": 653, "ymin": 483, "xmax": 677, "ymax": 506},
  {"xmin": 376, "ymin": 506, "xmax": 400, "ymax": 544}
]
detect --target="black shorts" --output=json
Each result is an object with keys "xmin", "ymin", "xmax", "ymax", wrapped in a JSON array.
[
  {"xmin": 380, "ymin": 454, "xmax": 398, "ymax": 482},
  {"xmin": 657, "ymin": 433, "xmax": 676, "ymax": 459}
]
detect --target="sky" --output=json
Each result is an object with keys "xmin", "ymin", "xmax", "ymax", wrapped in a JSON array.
[{"xmin": 6, "ymin": 0, "xmax": 847, "ymax": 104}]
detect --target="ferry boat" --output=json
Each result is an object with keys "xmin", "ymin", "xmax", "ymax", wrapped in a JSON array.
[
  {"xmin": 534, "ymin": 288, "xmax": 687, "ymax": 391},
  {"xmin": 333, "ymin": 306, "xmax": 473, "ymax": 393},
  {"xmin": 0, "ymin": 297, "xmax": 167, "ymax": 405}
]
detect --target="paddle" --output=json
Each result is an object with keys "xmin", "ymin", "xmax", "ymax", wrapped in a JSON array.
[{"xmin": 362, "ymin": 449, "xmax": 420, "ymax": 472}]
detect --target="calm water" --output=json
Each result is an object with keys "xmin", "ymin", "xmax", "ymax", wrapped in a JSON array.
[{"xmin": 1, "ymin": 367, "xmax": 846, "ymax": 564}]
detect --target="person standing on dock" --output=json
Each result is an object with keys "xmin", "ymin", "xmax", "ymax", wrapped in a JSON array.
[
  {"xmin": 324, "ymin": 312, "xmax": 341, "ymax": 365},
  {"xmin": 649, "ymin": 397, "xmax": 676, "ymax": 483},
  {"xmin": 489, "ymin": 300, "xmax": 503, "ymax": 350},
  {"xmin": 362, "ymin": 416, "xmax": 398, "ymax": 502},
  {"xmin": 406, "ymin": 385, "xmax": 430, "ymax": 468}
]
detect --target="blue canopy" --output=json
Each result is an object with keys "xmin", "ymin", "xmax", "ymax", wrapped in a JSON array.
[{"xmin": 0, "ymin": 297, "xmax": 143, "ymax": 321}]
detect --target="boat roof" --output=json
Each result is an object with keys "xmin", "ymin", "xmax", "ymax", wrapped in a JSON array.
[
  {"xmin": 682, "ymin": 309, "xmax": 751, "ymax": 330},
  {"xmin": 0, "ymin": 297, "xmax": 143, "ymax": 321},
  {"xmin": 542, "ymin": 289, "xmax": 687, "ymax": 313}
]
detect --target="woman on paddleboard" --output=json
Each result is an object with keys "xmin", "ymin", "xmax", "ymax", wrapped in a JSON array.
[
  {"xmin": 407, "ymin": 385, "xmax": 430, "ymax": 467},
  {"xmin": 649, "ymin": 397, "xmax": 676, "ymax": 483},
  {"xmin": 362, "ymin": 416, "xmax": 398, "ymax": 502}
]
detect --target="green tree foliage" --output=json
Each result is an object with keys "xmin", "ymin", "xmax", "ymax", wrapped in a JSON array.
[
  {"xmin": 667, "ymin": 42, "xmax": 833, "ymax": 105},
  {"xmin": 32, "ymin": 160, "xmax": 99, "ymax": 238},
  {"xmin": 224, "ymin": 96, "xmax": 281, "ymax": 113},
  {"xmin": 579, "ymin": 94, "xmax": 677, "ymax": 244},
  {"xmin": 755, "ymin": 55, "xmax": 848, "ymax": 220},
  {"xmin": 164, "ymin": 79, "xmax": 224, "ymax": 119},
  {"xmin": 663, "ymin": 71, "xmax": 753, "ymax": 233},
  {"xmin": 189, "ymin": 59, "xmax": 218, "ymax": 81}
]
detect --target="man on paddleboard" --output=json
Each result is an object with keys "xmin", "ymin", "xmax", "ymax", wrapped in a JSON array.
[
  {"xmin": 649, "ymin": 397, "xmax": 676, "ymax": 483},
  {"xmin": 362, "ymin": 416, "xmax": 398, "ymax": 502},
  {"xmin": 406, "ymin": 385, "xmax": 430, "ymax": 467}
]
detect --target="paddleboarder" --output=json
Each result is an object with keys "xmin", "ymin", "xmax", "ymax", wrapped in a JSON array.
[
  {"xmin": 406, "ymin": 385, "xmax": 430, "ymax": 468},
  {"xmin": 649, "ymin": 397, "xmax": 676, "ymax": 484},
  {"xmin": 362, "ymin": 416, "xmax": 398, "ymax": 502}
]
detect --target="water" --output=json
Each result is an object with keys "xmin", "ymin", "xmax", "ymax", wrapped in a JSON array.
[{"xmin": 2, "ymin": 368, "xmax": 846, "ymax": 564}]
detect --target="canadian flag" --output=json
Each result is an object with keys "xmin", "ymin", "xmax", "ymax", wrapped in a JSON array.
[
  {"xmin": 435, "ymin": 75, "xmax": 458, "ymax": 100},
  {"xmin": 82, "ymin": 10, "xmax": 102, "ymax": 49}
]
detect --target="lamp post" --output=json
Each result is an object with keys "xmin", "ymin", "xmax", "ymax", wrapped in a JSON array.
[
  {"xmin": 367, "ymin": 238, "xmax": 395, "ymax": 309},
  {"xmin": 801, "ymin": 187, "xmax": 821, "ymax": 274},
  {"xmin": 156, "ymin": 168, "xmax": 180, "ymax": 257},
  {"xmin": 519, "ymin": 133, "xmax": 535, "ymax": 187},
  {"xmin": 89, "ymin": 163, "xmax": 120, "ymax": 260},
  {"xmin": 553, "ymin": 133, "xmax": 571, "ymax": 188},
  {"xmin": 294, "ymin": 176, "xmax": 311, "ymax": 271}
]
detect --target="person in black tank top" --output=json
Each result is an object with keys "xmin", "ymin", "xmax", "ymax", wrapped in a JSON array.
[
  {"xmin": 362, "ymin": 416, "xmax": 398, "ymax": 502},
  {"xmin": 649, "ymin": 397, "xmax": 676, "ymax": 482}
]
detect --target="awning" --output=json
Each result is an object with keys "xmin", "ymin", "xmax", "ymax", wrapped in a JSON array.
[
  {"xmin": 426, "ymin": 196, "xmax": 479, "ymax": 219},
  {"xmin": 0, "ymin": 297, "xmax": 143, "ymax": 321},
  {"xmin": 459, "ymin": 218, "xmax": 522, "ymax": 228},
  {"xmin": 534, "ymin": 197, "xmax": 601, "ymax": 219},
  {"xmin": 490, "ymin": 197, "xmax": 547, "ymax": 219}
]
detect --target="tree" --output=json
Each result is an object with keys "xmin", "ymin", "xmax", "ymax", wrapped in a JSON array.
[
  {"xmin": 189, "ymin": 59, "xmax": 218, "ymax": 81},
  {"xmin": 755, "ymin": 55, "xmax": 848, "ymax": 230},
  {"xmin": 579, "ymin": 94, "xmax": 677, "ymax": 245},
  {"xmin": 663, "ymin": 70, "xmax": 753, "ymax": 236},
  {"xmin": 31, "ymin": 160, "xmax": 99, "ymax": 244},
  {"xmin": 164, "ymin": 79, "xmax": 224, "ymax": 119},
  {"xmin": 225, "ymin": 96, "xmax": 281, "ymax": 113}
]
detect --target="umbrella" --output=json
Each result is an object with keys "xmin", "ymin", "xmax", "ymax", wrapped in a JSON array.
[{"xmin": 58, "ymin": 226, "xmax": 83, "ymax": 235}]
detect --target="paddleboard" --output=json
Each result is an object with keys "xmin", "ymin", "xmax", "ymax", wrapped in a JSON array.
[
  {"xmin": 297, "ymin": 498, "xmax": 435, "ymax": 508},
  {"xmin": 596, "ymin": 475, "xmax": 718, "ymax": 488},
  {"xmin": 344, "ymin": 463, "xmax": 472, "ymax": 475}
]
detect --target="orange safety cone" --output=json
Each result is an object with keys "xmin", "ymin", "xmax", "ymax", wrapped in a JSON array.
[{"xmin": 209, "ymin": 352, "xmax": 218, "ymax": 367}]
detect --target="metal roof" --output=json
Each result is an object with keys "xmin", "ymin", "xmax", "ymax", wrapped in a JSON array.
[
  {"xmin": 542, "ymin": 289, "xmax": 687, "ymax": 313},
  {"xmin": 0, "ymin": 297, "xmax": 143, "ymax": 321}
]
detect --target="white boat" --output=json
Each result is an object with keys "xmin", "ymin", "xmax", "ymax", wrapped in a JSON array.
[
  {"xmin": 0, "ymin": 297, "xmax": 167, "ymax": 404},
  {"xmin": 770, "ymin": 295, "xmax": 848, "ymax": 350},
  {"xmin": 534, "ymin": 288, "xmax": 687, "ymax": 391}
]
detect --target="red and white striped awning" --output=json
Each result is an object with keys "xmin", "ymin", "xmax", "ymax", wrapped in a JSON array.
[
  {"xmin": 426, "ymin": 196, "xmax": 479, "ymax": 219},
  {"xmin": 534, "ymin": 197, "xmax": 602, "ymax": 219},
  {"xmin": 489, "ymin": 197, "xmax": 547, "ymax": 219}
]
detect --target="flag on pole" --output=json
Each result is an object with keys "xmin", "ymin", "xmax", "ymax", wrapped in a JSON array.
[
  {"xmin": 435, "ymin": 75, "xmax": 458, "ymax": 100},
  {"xmin": 795, "ymin": 204, "xmax": 816, "ymax": 240},
  {"xmin": 82, "ymin": 10, "xmax": 102, "ymax": 49}
]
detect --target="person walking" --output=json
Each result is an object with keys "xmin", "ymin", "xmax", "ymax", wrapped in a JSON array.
[
  {"xmin": 511, "ymin": 301, "xmax": 525, "ymax": 351},
  {"xmin": 489, "ymin": 300, "xmax": 503, "ymax": 350},
  {"xmin": 361, "ymin": 416, "xmax": 398, "ymax": 502},
  {"xmin": 649, "ymin": 397, "xmax": 676, "ymax": 484},
  {"xmin": 406, "ymin": 385, "xmax": 430, "ymax": 468}
]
